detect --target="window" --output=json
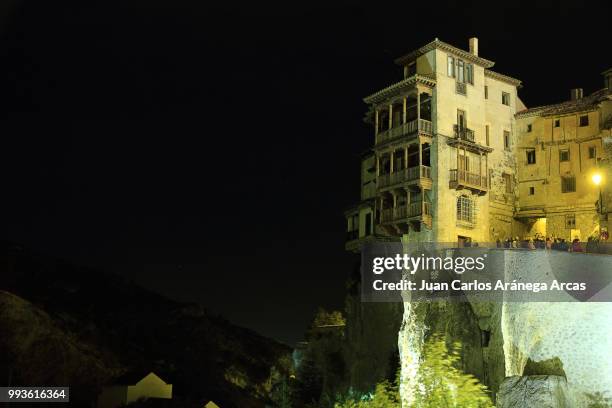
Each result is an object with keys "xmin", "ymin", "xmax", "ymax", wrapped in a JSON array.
[
  {"xmin": 406, "ymin": 62, "xmax": 416, "ymax": 77},
  {"xmin": 447, "ymin": 56, "xmax": 455, "ymax": 77},
  {"xmin": 485, "ymin": 125, "xmax": 490, "ymax": 146},
  {"xmin": 554, "ymin": 119, "xmax": 561, "ymax": 127},
  {"xmin": 565, "ymin": 214, "xmax": 576, "ymax": 229},
  {"xmin": 365, "ymin": 213, "xmax": 372, "ymax": 236},
  {"xmin": 526, "ymin": 149, "xmax": 536, "ymax": 164},
  {"xmin": 529, "ymin": 186, "xmax": 535, "ymax": 195},
  {"xmin": 503, "ymin": 173, "xmax": 513, "ymax": 193},
  {"xmin": 457, "ymin": 195, "xmax": 474, "ymax": 224},
  {"xmin": 527, "ymin": 124, "xmax": 532, "ymax": 132},
  {"xmin": 466, "ymin": 63, "xmax": 474, "ymax": 85},
  {"xmin": 579, "ymin": 115, "xmax": 589, "ymax": 127},
  {"xmin": 502, "ymin": 92, "xmax": 510, "ymax": 106},
  {"xmin": 458, "ymin": 154, "xmax": 469, "ymax": 171},
  {"xmin": 589, "ymin": 146, "xmax": 597, "ymax": 159},
  {"xmin": 559, "ymin": 149, "xmax": 570, "ymax": 162},
  {"xmin": 503, "ymin": 130, "xmax": 511, "ymax": 150},
  {"xmin": 484, "ymin": 85, "xmax": 488, "ymax": 99},
  {"xmin": 457, "ymin": 109, "xmax": 467, "ymax": 130},
  {"xmin": 561, "ymin": 176, "xmax": 576, "ymax": 193},
  {"xmin": 457, "ymin": 59, "xmax": 465, "ymax": 83}
]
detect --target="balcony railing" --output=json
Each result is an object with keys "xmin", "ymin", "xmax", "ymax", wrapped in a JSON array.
[
  {"xmin": 456, "ymin": 82, "xmax": 467, "ymax": 95},
  {"xmin": 453, "ymin": 125, "xmax": 475, "ymax": 142},
  {"xmin": 380, "ymin": 202, "xmax": 431, "ymax": 223},
  {"xmin": 450, "ymin": 169, "xmax": 488, "ymax": 190},
  {"xmin": 376, "ymin": 119, "xmax": 432, "ymax": 145},
  {"xmin": 378, "ymin": 165, "xmax": 431, "ymax": 189},
  {"xmin": 419, "ymin": 119, "xmax": 433, "ymax": 135}
]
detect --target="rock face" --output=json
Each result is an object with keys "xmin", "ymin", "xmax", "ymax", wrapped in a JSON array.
[
  {"xmin": 398, "ymin": 299, "xmax": 506, "ymax": 405},
  {"xmin": 523, "ymin": 357, "xmax": 566, "ymax": 378},
  {"xmin": 502, "ymin": 250, "xmax": 612, "ymax": 405},
  {"xmin": 396, "ymin": 249, "xmax": 612, "ymax": 406},
  {"xmin": 344, "ymin": 284, "xmax": 402, "ymax": 392},
  {"xmin": 0, "ymin": 242, "xmax": 292, "ymax": 407},
  {"xmin": 0, "ymin": 290, "xmax": 123, "ymax": 403},
  {"xmin": 496, "ymin": 375, "xmax": 571, "ymax": 408}
]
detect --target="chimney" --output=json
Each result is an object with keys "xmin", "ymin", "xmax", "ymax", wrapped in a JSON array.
[
  {"xmin": 570, "ymin": 88, "xmax": 584, "ymax": 100},
  {"xmin": 469, "ymin": 37, "xmax": 479, "ymax": 56}
]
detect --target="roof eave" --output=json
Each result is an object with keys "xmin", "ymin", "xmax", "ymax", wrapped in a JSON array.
[
  {"xmin": 394, "ymin": 39, "xmax": 495, "ymax": 69},
  {"xmin": 363, "ymin": 74, "xmax": 436, "ymax": 105},
  {"xmin": 485, "ymin": 69, "xmax": 522, "ymax": 87}
]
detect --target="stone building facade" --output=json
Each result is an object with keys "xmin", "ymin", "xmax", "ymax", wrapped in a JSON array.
[{"xmin": 346, "ymin": 38, "xmax": 612, "ymax": 248}]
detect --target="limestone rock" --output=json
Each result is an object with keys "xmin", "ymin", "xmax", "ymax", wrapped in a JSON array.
[
  {"xmin": 523, "ymin": 357, "xmax": 566, "ymax": 378},
  {"xmin": 496, "ymin": 375, "xmax": 571, "ymax": 408}
]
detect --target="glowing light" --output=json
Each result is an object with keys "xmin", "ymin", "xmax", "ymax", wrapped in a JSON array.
[{"xmin": 592, "ymin": 173, "xmax": 602, "ymax": 186}]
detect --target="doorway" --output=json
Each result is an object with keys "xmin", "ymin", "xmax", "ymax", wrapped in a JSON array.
[{"xmin": 458, "ymin": 235, "xmax": 472, "ymax": 248}]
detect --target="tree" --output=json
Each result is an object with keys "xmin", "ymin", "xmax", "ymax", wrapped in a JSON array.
[
  {"xmin": 334, "ymin": 333, "xmax": 493, "ymax": 408},
  {"xmin": 414, "ymin": 333, "xmax": 493, "ymax": 408},
  {"xmin": 313, "ymin": 308, "xmax": 346, "ymax": 327},
  {"xmin": 585, "ymin": 392, "xmax": 612, "ymax": 408}
]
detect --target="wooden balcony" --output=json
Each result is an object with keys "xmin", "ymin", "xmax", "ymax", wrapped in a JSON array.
[
  {"xmin": 377, "ymin": 165, "xmax": 432, "ymax": 191},
  {"xmin": 449, "ymin": 169, "xmax": 488, "ymax": 195},
  {"xmin": 453, "ymin": 125, "xmax": 474, "ymax": 142},
  {"xmin": 380, "ymin": 202, "xmax": 432, "ymax": 228},
  {"xmin": 375, "ymin": 119, "xmax": 432, "ymax": 146},
  {"xmin": 448, "ymin": 125, "xmax": 492, "ymax": 153}
]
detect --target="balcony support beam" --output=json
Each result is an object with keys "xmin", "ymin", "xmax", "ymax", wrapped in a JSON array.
[
  {"xmin": 419, "ymin": 142, "xmax": 423, "ymax": 166},
  {"xmin": 375, "ymin": 110, "xmax": 379, "ymax": 136}
]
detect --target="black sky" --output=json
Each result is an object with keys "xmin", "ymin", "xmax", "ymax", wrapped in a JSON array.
[{"xmin": 1, "ymin": 0, "xmax": 610, "ymax": 345}]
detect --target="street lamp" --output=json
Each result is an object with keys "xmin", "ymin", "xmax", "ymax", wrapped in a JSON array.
[
  {"xmin": 592, "ymin": 172, "xmax": 603, "ymax": 214},
  {"xmin": 592, "ymin": 173, "xmax": 602, "ymax": 186}
]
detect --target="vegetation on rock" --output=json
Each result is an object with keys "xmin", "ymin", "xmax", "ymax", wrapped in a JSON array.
[{"xmin": 334, "ymin": 333, "xmax": 493, "ymax": 408}]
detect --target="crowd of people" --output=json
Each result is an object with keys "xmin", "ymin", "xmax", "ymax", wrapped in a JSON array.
[{"xmin": 495, "ymin": 233, "xmax": 606, "ymax": 253}]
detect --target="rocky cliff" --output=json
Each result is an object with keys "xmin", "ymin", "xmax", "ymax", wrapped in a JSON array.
[{"xmin": 398, "ymin": 248, "xmax": 612, "ymax": 407}]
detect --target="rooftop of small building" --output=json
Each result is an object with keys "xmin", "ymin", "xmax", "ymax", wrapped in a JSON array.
[
  {"xmin": 112, "ymin": 371, "xmax": 171, "ymax": 386},
  {"xmin": 516, "ymin": 86, "xmax": 612, "ymax": 118}
]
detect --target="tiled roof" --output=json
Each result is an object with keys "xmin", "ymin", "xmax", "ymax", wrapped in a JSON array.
[
  {"xmin": 394, "ymin": 38, "xmax": 495, "ymax": 68},
  {"xmin": 395, "ymin": 38, "xmax": 495, "ymax": 68},
  {"xmin": 516, "ymin": 88, "xmax": 612, "ymax": 118},
  {"xmin": 485, "ymin": 69, "xmax": 522, "ymax": 87},
  {"xmin": 363, "ymin": 74, "xmax": 436, "ymax": 105}
]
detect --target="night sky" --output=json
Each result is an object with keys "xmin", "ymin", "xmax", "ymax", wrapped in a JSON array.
[{"xmin": 1, "ymin": 0, "xmax": 610, "ymax": 345}]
